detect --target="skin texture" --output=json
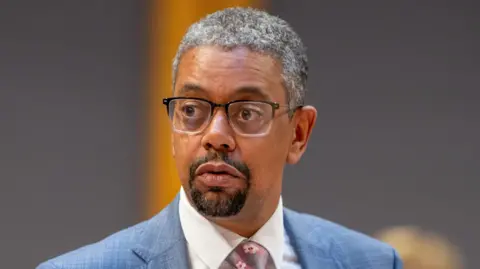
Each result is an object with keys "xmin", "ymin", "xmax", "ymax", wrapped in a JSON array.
[{"xmin": 172, "ymin": 45, "xmax": 317, "ymax": 237}]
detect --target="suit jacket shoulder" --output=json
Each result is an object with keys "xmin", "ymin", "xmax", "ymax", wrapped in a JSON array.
[
  {"xmin": 36, "ymin": 198, "xmax": 188, "ymax": 269},
  {"xmin": 284, "ymin": 208, "xmax": 402, "ymax": 269},
  {"xmin": 36, "ymin": 219, "xmax": 150, "ymax": 269}
]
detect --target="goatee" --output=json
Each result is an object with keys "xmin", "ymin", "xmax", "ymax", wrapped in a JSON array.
[{"xmin": 188, "ymin": 151, "xmax": 251, "ymax": 217}]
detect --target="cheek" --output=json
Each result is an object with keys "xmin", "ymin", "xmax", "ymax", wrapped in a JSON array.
[
  {"xmin": 172, "ymin": 135, "xmax": 200, "ymax": 178},
  {"xmin": 240, "ymin": 136, "xmax": 289, "ymax": 189}
]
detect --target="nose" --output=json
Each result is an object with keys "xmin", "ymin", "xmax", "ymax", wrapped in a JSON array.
[{"xmin": 201, "ymin": 111, "xmax": 236, "ymax": 152}]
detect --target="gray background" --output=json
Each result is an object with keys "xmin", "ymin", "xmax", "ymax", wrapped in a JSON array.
[
  {"xmin": 1, "ymin": 0, "xmax": 478, "ymax": 268},
  {"xmin": 1, "ymin": 1, "xmax": 145, "ymax": 267}
]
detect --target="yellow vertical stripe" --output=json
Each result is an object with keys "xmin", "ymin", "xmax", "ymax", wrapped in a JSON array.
[{"xmin": 147, "ymin": 0, "xmax": 265, "ymax": 217}]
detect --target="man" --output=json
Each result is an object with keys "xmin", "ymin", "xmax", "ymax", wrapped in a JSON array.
[{"xmin": 37, "ymin": 7, "xmax": 402, "ymax": 269}]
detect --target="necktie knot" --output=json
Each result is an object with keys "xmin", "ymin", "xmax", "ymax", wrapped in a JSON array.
[{"xmin": 220, "ymin": 240, "xmax": 276, "ymax": 269}]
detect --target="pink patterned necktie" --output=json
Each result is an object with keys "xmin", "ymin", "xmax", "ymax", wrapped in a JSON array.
[{"xmin": 219, "ymin": 239, "xmax": 276, "ymax": 269}]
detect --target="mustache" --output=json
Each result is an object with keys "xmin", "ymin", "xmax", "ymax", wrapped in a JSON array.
[{"xmin": 189, "ymin": 151, "xmax": 251, "ymax": 181}]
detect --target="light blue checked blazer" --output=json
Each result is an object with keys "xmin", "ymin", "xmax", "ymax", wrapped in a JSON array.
[{"xmin": 37, "ymin": 195, "xmax": 402, "ymax": 269}]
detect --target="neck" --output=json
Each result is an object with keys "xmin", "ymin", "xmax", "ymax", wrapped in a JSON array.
[{"xmin": 209, "ymin": 194, "xmax": 280, "ymax": 238}]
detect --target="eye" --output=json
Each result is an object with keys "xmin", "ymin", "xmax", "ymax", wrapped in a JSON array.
[
  {"xmin": 240, "ymin": 109, "xmax": 253, "ymax": 120},
  {"xmin": 182, "ymin": 104, "xmax": 196, "ymax": 117},
  {"xmin": 180, "ymin": 102, "xmax": 207, "ymax": 118},
  {"xmin": 237, "ymin": 107, "xmax": 263, "ymax": 121}
]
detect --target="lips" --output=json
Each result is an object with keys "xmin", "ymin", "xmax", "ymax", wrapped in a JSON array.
[
  {"xmin": 194, "ymin": 162, "xmax": 245, "ymax": 189},
  {"xmin": 195, "ymin": 162, "xmax": 245, "ymax": 179}
]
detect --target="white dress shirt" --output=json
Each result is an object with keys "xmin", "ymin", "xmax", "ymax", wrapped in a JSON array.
[{"xmin": 179, "ymin": 187, "xmax": 301, "ymax": 269}]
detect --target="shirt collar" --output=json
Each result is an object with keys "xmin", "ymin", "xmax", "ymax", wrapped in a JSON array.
[
  {"xmin": 250, "ymin": 195, "xmax": 285, "ymax": 268},
  {"xmin": 178, "ymin": 187, "xmax": 285, "ymax": 269}
]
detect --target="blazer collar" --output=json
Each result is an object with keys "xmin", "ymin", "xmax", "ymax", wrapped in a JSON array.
[{"xmin": 131, "ymin": 195, "xmax": 189, "ymax": 269}]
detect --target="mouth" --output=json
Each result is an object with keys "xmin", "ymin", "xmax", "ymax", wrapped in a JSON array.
[{"xmin": 194, "ymin": 162, "xmax": 245, "ymax": 189}]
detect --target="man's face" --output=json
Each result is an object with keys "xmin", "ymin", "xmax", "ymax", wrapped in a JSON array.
[{"xmin": 171, "ymin": 46, "xmax": 314, "ymax": 218}]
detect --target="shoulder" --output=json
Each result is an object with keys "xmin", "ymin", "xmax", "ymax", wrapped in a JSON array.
[
  {"xmin": 284, "ymin": 208, "xmax": 402, "ymax": 268},
  {"xmin": 36, "ymin": 220, "xmax": 150, "ymax": 269},
  {"xmin": 36, "ymin": 197, "xmax": 181, "ymax": 269}
]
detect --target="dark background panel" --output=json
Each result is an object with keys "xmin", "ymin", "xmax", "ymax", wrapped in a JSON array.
[{"xmin": 0, "ymin": 1, "xmax": 146, "ymax": 267}]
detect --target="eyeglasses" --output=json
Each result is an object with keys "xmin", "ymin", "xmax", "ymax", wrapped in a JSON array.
[{"xmin": 162, "ymin": 97, "xmax": 290, "ymax": 137}]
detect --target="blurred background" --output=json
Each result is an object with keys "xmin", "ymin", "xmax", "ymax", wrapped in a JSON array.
[{"xmin": 1, "ymin": 0, "xmax": 478, "ymax": 268}]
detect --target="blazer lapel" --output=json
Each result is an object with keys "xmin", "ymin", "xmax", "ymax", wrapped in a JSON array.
[
  {"xmin": 146, "ymin": 240, "xmax": 189, "ymax": 269},
  {"xmin": 131, "ymin": 195, "xmax": 189, "ymax": 269},
  {"xmin": 284, "ymin": 208, "xmax": 340, "ymax": 269}
]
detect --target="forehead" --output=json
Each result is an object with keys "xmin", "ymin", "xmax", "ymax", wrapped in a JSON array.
[{"xmin": 174, "ymin": 46, "xmax": 285, "ymax": 102}]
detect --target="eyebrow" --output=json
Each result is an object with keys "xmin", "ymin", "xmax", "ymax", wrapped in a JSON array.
[
  {"xmin": 233, "ymin": 86, "xmax": 271, "ymax": 101},
  {"xmin": 177, "ymin": 83, "xmax": 271, "ymax": 101},
  {"xmin": 178, "ymin": 83, "xmax": 205, "ymax": 95}
]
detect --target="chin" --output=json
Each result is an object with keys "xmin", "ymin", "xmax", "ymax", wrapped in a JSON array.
[{"xmin": 190, "ymin": 186, "xmax": 248, "ymax": 217}]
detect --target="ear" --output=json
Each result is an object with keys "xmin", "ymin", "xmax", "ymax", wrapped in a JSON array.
[{"xmin": 286, "ymin": 106, "xmax": 317, "ymax": 164}]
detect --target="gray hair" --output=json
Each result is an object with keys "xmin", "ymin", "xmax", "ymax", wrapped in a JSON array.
[{"xmin": 172, "ymin": 7, "xmax": 308, "ymax": 109}]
